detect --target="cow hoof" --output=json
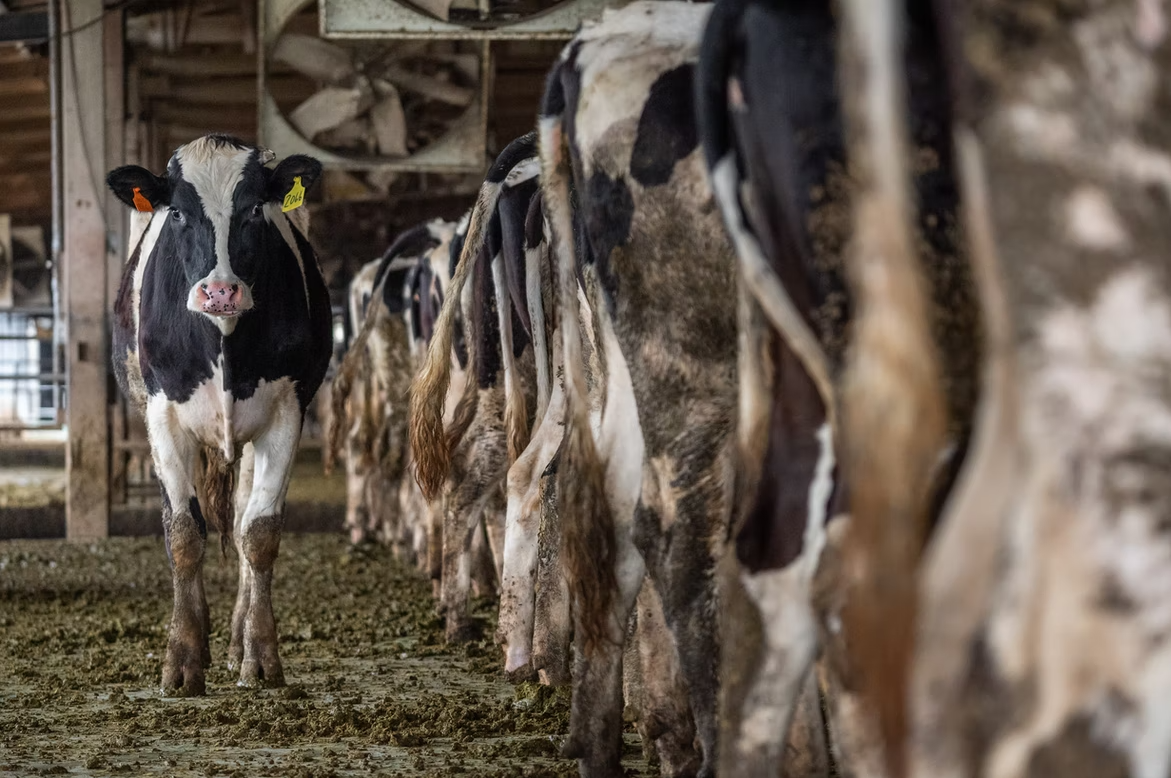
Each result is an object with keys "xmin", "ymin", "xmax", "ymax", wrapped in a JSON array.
[
  {"xmin": 238, "ymin": 655, "xmax": 285, "ymax": 689},
  {"xmin": 505, "ymin": 663, "xmax": 537, "ymax": 684},
  {"xmin": 227, "ymin": 641, "xmax": 243, "ymax": 672},
  {"xmin": 444, "ymin": 616, "xmax": 479, "ymax": 644},
  {"xmin": 560, "ymin": 734, "xmax": 584, "ymax": 760},
  {"xmin": 161, "ymin": 664, "xmax": 206, "ymax": 697},
  {"xmin": 163, "ymin": 639, "xmax": 207, "ymax": 696}
]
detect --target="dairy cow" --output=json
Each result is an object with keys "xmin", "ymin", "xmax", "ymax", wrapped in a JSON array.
[
  {"xmin": 328, "ymin": 221, "xmax": 453, "ymax": 549},
  {"xmin": 409, "ymin": 134, "xmax": 545, "ymax": 642},
  {"xmin": 697, "ymin": 0, "xmax": 980, "ymax": 774},
  {"xmin": 539, "ymin": 4, "xmax": 740, "ymax": 774},
  {"xmin": 108, "ymin": 134, "xmax": 332, "ymax": 695}
]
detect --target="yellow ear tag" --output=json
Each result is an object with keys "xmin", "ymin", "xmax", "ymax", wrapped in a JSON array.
[
  {"xmin": 281, "ymin": 176, "xmax": 306, "ymax": 213},
  {"xmin": 132, "ymin": 186, "xmax": 153, "ymax": 213}
]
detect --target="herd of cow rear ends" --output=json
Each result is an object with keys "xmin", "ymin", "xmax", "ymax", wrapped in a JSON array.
[{"xmin": 105, "ymin": 1, "xmax": 1171, "ymax": 777}]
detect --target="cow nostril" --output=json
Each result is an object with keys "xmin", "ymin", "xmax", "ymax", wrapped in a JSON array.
[{"xmin": 231, "ymin": 285, "xmax": 239, "ymax": 293}]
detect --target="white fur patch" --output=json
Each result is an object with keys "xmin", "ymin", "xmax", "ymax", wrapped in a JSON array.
[{"xmin": 1065, "ymin": 186, "xmax": 1131, "ymax": 252}]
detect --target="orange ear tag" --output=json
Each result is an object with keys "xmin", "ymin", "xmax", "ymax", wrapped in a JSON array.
[{"xmin": 132, "ymin": 187, "xmax": 153, "ymax": 213}]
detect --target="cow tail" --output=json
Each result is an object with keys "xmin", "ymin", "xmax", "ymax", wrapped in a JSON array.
[
  {"xmin": 202, "ymin": 447, "xmax": 236, "ymax": 556},
  {"xmin": 408, "ymin": 181, "xmax": 499, "ymax": 500},
  {"xmin": 697, "ymin": 0, "xmax": 836, "ymax": 421},
  {"xmin": 493, "ymin": 253, "xmax": 530, "ymax": 464},
  {"xmin": 838, "ymin": 2, "xmax": 948, "ymax": 775},
  {"xmin": 540, "ymin": 70, "xmax": 618, "ymax": 657},
  {"xmin": 525, "ymin": 192, "xmax": 553, "ymax": 426}
]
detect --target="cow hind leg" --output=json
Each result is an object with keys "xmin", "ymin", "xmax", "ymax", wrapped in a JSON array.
[
  {"xmin": 634, "ymin": 576, "xmax": 702, "ymax": 777},
  {"xmin": 564, "ymin": 537, "xmax": 645, "ymax": 778},
  {"xmin": 642, "ymin": 444, "xmax": 732, "ymax": 778},
  {"xmin": 232, "ymin": 400, "xmax": 302, "ymax": 688},
  {"xmin": 532, "ymin": 460, "xmax": 571, "ymax": 686},
  {"xmin": 149, "ymin": 411, "xmax": 207, "ymax": 696}
]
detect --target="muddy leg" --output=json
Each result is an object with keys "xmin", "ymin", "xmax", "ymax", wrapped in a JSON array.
[
  {"xmin": 501, "ymin": 364, "xmax": 566, "ymax": 677},
  {"xmin": 532, "ymin": 461, "xmax": 571, "ymax": 686},
  {"xmin": 344, "ymin": 435, "xmax": 371, "ymax": 545},
  {"xmin": 646, "ymin": 461, "xmax": 729, "ymax": 778},
  {"xmin": 440, "ymin": 488, "xmax": 478, "ymax": 642},
  {"xmin": 235, "ymin": 402, "xmax": 301, "ymax": 688},
  {"xmin": 565, "ymin": 528, "xmax": 645, "ymax": 777},
  {"xmin": 229, "ymin": 443, "xmax": 255, "ymax": 672},
  {"xmin": 148, "ymin": 404, "xmax": 207, "ymax": 696},
  {"xmin": 783, "ymin": 670, "xmax": 831, "ymax": 778},
  {"xmin": 470, "ymin": 511, "xmax": 498, "ymax": 599},
  {"xmin": 635, "ymin": 577, "xmax": 701, "ymax": 777},
  {"xmin": 428, "ymin": 498, "xmax": 444, "ymax": 599}
]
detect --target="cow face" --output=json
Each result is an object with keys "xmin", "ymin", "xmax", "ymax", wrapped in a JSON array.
[{"xmin": 107, "ymin": 135, "xmax": 321, "ymax": 335}]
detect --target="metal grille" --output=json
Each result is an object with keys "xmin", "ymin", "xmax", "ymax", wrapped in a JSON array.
[{"xmin": 0, "ymin": 309, "xmax": 63, "ymax": 432}]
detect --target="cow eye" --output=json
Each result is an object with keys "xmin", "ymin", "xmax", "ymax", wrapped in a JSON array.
[
  {"xmin": 251, "ymin": 203, "xmax": 264, "ymax": 219},
  {"xmin": 170, "ymin": 209, "xmax": 185, "ymax": 225}
]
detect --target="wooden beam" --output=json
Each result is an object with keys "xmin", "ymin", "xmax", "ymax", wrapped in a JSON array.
[
  {"xmin": 138, "ymin": 50, "xmax": 258, "ymax": 77},
  {"xmin": 0, "ymin": 93, "xmax": 51, "ymax": 121},
  {"xmin": 62, "ymin": 0, "xmax": 109, "ymax": 539},
  {"xmin": 0, "ymin": 150, "xmax": 52, "ymax": 174},
  {"xmin": 0, "ymin": 57, "xmax": 49, "ymax": 78},
  {"xmin": 0, "ymin": 76, "xmax": 48, "ymax": 97}
]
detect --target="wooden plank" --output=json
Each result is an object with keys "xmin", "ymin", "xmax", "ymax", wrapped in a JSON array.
[
  {"xmin": 152, "ymin": 102, "xmax": 256, "ymax": 128},
  {"xmin": 0, "ymin": 76, "xmax": 48, "ymax": 97},
  {"xmin": 0, "ymin": 150, "xmax": 52, "ymax": 174},
  {"xmin": 62, "ymin": 0, "xmax": 110, "ymax": 539},
  {"xmin": 0, "ymin": 57, "xmax": 48, "ymax": 78},
  {"xmin": 0, "ymin": 125, "xmax": 48, "ymax": 144},
  {"xmin": 139, "ymin": 50, "xmax": 258, "ymax": 77},
  {"xmin": 141, "ymin": 74, "xmax": 314, "ymax": 105},
  {"xmin": 0, "ymin": 93, "xmax": 50, "ymax": 121}
]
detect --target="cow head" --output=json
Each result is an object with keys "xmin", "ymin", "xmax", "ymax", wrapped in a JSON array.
[{"xmin": 107, "ymin": 135, "xmax": 321, "ymax": 335}]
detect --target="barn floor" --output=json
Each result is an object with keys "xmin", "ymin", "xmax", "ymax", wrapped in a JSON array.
[{"xmin": 0, "ymin": 535, "xmax": 650, "ymax": 777}]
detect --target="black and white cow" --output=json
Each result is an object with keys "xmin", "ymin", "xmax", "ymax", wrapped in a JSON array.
[
  {"xmin": 697, "ymin": 0, "xmax": 980, "ymax": 774},
  {"xmin": 328, "ymin": 220, "xmax": 454, "ymax": 549},
  {"xmin": 409, "ymin": 133, "xmax": 544, "ymax": 642},
  {"xmin": 107, "ymin": 134, "xmax": 332, "ymax": 695},
  {"xmin": 539, "ymin": 4, "xmax": 741, "ymax": 774}
]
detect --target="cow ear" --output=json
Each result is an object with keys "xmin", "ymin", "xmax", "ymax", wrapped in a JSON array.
[
  {"xmin": 107, "ymin": 165, "xmax": 169, "ymax": 212},
  {"xmin": 267, "ymin": 155, "xmax": 322, "ymax": 205}
]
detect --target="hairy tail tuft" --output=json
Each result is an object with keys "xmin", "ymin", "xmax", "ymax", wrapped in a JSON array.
[
  {"xmin": 541, "ymin": 110, "xmax": 619, "ymax": 655},
  {"xmin": 409, "ymin": 183, "xmax": 501, "ymax": 500},
  {"xmin": 202, "ymin": 447, "xmax": 236, "ymax": 556}
]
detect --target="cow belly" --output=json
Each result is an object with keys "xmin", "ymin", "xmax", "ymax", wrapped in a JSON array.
[{"xmin": 172, "ymin": 373, "xmax": 299, "ymax": 458}]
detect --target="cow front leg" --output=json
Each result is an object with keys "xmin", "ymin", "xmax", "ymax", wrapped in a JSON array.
[
  {"xmin": 228, "ymin": 443, "xmax": 255, "ymax": 672},
  {"xmin": 232, "ymin": 403, "xmax": 301, "ymax": 688},
  {"xmin": 345, "ymin": 440, "xmax": 371, "ymax": 545},
  {"xmin": 149, "ymin": 403, "xmax": 207, "ymax": 696}
]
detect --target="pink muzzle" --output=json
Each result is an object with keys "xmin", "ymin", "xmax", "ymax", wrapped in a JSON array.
[{"xmin": 197, "ymin": 281, "xmax": 245, "ymax": 316}]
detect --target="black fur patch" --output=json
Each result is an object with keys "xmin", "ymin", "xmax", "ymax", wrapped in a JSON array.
[
  {"xmin": 630, "ymin": 64, "xmax": 699, "ymax": 187},
  {"xmin": 499, "ymin": 177, "xmax": 539, "ymax": 339},
  {"xmin": 189, "ymin": 496, "xmax": 207, "ymax": 539},
  {"xmin": 584, "ymin": 171, "xmax": 632, "ymax": 300},
  {"xmin": 472, "ymin": 239, "xmax": 502, "ymax": 389},
  {"xmin": 525, "ymin": 190, "xmax": 545, "ymax": 250},
  {"xmin": 486, "ymin": 132, "xmax": 538, "ymax": 184}
]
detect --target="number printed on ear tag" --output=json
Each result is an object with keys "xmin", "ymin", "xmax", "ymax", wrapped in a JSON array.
[
  {"xmin": 282, "ymin": 176, "xmax": 306, "ymax": 213},
  {"xmin": 132, "ymin": 187, "xmax": 153, "ymax": 213}
]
